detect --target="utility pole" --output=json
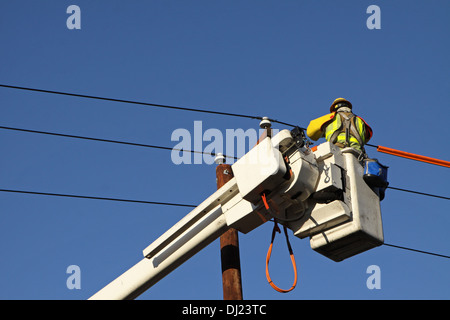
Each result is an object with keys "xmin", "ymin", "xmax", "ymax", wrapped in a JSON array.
[{"xmin": 215, "ymin": 153, "xmax": 243, "ymax": 300}]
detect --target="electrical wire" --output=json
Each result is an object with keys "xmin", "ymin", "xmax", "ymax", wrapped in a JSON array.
[
  {"xmin": 0, "ymin": 125, "xmax": 238, "ymax": 160},
  {"xmin": 387, "ymin": 186, "xmax": 450, "ymax": 201},
  {"xmin": 383, "ymin": 243, "xmax": 450, "ymax": 259},
  {"xmin": 0, "ymin": 84, "xmax": 300, "ymax": 129},
  {"xmin": 0, "ymin": 187, "xmax": 448, "ymax": 260},
  {"xmin": 1, "ymin": 85, "xmax": 448, "ymax": 205},
  {"xmin": 4, "ymin": 84, "xmax": 450, "ymax": 168},
  {"xmin": 3, "ymin": 83, "xmax": 450, "ymax": 168},
  {"xmin": 1, "ymin": 125, "xmax": 448, "ymax": 201},
  {"xmin": 0, "ymin": 188, "xmax": 197, "ymax": 208}
]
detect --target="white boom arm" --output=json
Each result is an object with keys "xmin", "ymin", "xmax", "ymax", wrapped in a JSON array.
[
  {"xmin": 89, "ymin": 129, "xmax": 384, "ymax": 300},
  {"xmin": 88, "ymin": 186, "xmax": 231, "ymax": 300}
]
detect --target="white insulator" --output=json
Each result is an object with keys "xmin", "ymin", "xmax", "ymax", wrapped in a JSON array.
[
  {"xmin": 214, "ymin": 153, "xmax": 225, "ymax": 164},
  {"xmin": 259, "ymin": 117, "xmax": 271, "ymax": 129}
]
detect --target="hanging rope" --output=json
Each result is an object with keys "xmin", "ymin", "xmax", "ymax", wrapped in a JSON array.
[{"xmin": 261, "ymin": 193, "xmax": 298, "ymax": 293}]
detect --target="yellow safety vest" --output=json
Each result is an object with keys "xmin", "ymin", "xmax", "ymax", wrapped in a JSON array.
[{"xmin": 324, "ymin": 112, "xmax": 367, "ymax": 151}]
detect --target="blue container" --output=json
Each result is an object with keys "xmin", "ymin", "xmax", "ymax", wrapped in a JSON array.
[{"xmin": 363, "ymin": 158, "xmax": 389, "ymax": 200}]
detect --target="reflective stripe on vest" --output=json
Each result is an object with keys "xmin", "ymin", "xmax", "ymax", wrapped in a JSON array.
[{"xmin": 324, "ymin": 112, "xmax": 366, "ymax": 150}]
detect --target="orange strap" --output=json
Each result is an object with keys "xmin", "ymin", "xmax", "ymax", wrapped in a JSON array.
[
  {"xmin": 376, "ymin": 145, "xmax": 450, "ymax": 168},
  {"xmin": 265, "ymin": 220, "xmax": 298, "ymax": 293},
  {"xmin": 262, "ymin": 194, "xmax": 298, "ymax": 293},
  {"xmin": 261, "ymin": 193, "xmax": 270, "ymax": 210}
]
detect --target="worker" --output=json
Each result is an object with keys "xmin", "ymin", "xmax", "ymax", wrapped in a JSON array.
[{"xmin": 306, "ymin": 98, "xmax": 373, "ymax": 153}]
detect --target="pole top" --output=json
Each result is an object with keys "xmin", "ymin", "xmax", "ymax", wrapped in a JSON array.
[{"xmin": 214, "ymin": 153, "xmax": 226, "ymax": 164}]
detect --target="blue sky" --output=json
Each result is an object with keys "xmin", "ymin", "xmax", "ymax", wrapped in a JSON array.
[{"xmin": 0, "ymin": 0, "xmax": 449, "ymax": 300}]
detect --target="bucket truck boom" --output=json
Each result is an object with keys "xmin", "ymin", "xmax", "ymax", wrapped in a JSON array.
[{"xmin": 90, "ymin": 126, "xmax": 384, "ymax": 300}]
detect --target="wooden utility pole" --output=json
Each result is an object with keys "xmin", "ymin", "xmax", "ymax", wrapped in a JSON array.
[{"xmin": 215, "ymin": 154, "xmax": 243, "ymax": 300}]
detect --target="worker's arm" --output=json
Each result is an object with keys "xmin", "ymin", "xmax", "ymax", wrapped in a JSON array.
[{"xmin": 307, "ymin": 112, "xmax": 336, "ymax": 141}]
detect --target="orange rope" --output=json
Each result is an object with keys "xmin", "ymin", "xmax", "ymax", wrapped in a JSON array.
[
  {"xmin": 261, "ymin": 193, "xmax": 270, "ymax": 210},
  {"xmin": 262, "ymin": 193, "xmax": 298, "ymax": 293},
  {"xmin": 265, "ymin": 220, "xmax": 298, "ymax": 293}
]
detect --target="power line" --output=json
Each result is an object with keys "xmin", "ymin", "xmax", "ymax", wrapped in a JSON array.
[
  {"xmin": 1, "ymin": 84, "xmax": 448, "ymax": 199},
  {"xmin": 0, "ymin": 84, "xmax": 300, "ymax": 129},
  {"xmin": 3, "ymin": 83, "xmax": 450, "ymax": 169},
  {"xmin": 384, "ymin": 243, "xmax": 450, "ymax": 259},
  {"xmin": 387, "ymin": 186, "xmax": 450, "ymax": 201},
  {"xmin": 1, "ymin": 188, "xmax": 448, "ymax": 260},
  {"xmin": 0, "ymin": 188, "xmax": 448, "ymax": 260},
  {"xmin": 1, "ymin": 125, "xmax": 448, "ymax": 201},
  {"xmin": 0, "ymin": 188, "xmax": 196, "ymax": 208},
  {"xmin": 0, "ymin": 125, "xmax": 238, "ymax": 160}
]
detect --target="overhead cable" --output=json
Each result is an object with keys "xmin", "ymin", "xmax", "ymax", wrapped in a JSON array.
[
  {"xmin": 1, "ymin": 125, "xmax": 448, "ymax": 201},
  {"xmin": 0, "ymin": 125, "xmax": 238, "ymax": 160},
  {"xmin": 387, "ymin": 186, "xmax": 450, "ymax": 201},
  {"xmin": 0, "ymin": 84, "xmax": 299, "ymax": 128},
  {"xmin": 0, "ymin": 188, "xmax": 197, "ymax": 208},
  {"xmin": 383, "ymin": 243, "xmax": 450, "ymax": 259},
  {"xmin": 4, "ymin": 84, "xmax": 450, "ymax": 168},
  {"xmin": 0, "ymin": 188, "xmax": 448, "ymax": 260}
]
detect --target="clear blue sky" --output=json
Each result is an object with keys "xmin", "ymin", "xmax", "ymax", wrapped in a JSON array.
[{"xmin": 0, "ymin": 0, "xmax": 448, "ymax": 300}]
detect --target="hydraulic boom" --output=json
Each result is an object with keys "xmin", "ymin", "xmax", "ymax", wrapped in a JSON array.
[{"xmin": 90, "ymin": 126, "xmax": 384, "ymax": 300}]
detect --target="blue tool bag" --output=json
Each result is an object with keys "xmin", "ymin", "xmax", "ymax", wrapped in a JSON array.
[{"xmin": 363, "ymin": 158, "xmax": 389, "ymax": 200}]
